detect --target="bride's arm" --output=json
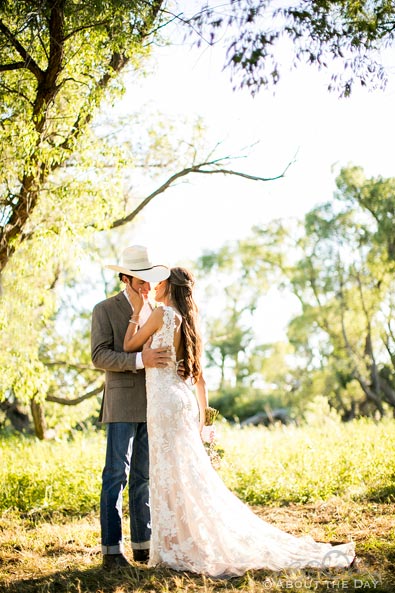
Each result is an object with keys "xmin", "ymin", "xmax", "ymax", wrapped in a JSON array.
[
  {"xmin": 124, "ymin": 307, "xmax": 164, "ymax": 352},
  {"xmin": 195, "ymin": 372, "xmax": 208, "ymax": 432}
]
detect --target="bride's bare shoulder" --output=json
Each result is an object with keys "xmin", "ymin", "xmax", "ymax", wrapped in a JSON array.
[
  {"xmin": 150, "ymin": 306, "xmax": 164, "ymax": 323},
  {"xmin": 167, "ymin": 305, "xmax": 182, "ymax": 327}
]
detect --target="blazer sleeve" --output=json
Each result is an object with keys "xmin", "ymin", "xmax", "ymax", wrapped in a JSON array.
[{"xmin": 91, "ymin": 301, "xmax": 139, "ymax": 373}]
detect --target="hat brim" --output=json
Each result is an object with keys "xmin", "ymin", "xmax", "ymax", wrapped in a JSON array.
[{"xmin": 105, "ymin": 264, "xmax": 170, "ymax": 282}]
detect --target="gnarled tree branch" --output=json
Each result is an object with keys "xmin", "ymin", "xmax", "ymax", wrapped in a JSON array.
[
  {"xmin": 46, "ymin": 384, "xmax": 104, "ymax": 405},
  {"xmin": 0, "ymin": 0, "xmax": 165, "ymax": 276},
  {"xmin": 111, "ymin": 156, "xmax": 294, "ymax": 229},
  {"xmin": 0, "ymin": 18, "xmax": 44, "ymax": 81}
]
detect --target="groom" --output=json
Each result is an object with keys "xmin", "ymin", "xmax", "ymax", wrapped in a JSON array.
[{"xmin": 91, "ymin": 245, "xmax": 171, "ymax": 570}]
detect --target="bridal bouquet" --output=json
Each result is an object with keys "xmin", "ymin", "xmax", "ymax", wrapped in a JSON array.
[{"xmin": 201, "ymin": 406, "xmax": 224, "ymax": 469}]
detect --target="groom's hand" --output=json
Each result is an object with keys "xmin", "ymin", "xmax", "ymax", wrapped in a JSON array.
[{"xmin": 142, "ymin": 347, "xmax": 172, "ymax": 368}]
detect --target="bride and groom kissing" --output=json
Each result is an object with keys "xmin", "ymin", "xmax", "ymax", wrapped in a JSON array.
[{"xmin": 91, "ymin": 245, "xmax": 355, "ymax": 578}]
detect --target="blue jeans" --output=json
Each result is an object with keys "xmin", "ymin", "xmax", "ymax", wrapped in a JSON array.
[{"xmin": 100, "ymin": 422, "xmax": 150, "ymax": 555}]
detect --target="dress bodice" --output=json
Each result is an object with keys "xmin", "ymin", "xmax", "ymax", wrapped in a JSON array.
[{"xmin": 150, "ymin": 305, "xmax": 177, "ymax": 359}]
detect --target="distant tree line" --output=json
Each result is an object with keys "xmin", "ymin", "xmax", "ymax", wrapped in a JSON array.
[{"xmin": 197, "ymin": 166, "xmax": 395, "ymax": 423}]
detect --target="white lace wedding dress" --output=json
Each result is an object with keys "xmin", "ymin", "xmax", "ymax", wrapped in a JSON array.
[{"xmin": 145, "ymin": 306, "xmax": 355, "ymax": 577}]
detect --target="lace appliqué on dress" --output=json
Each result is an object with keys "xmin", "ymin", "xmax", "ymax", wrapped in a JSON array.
[{"xmin": 145, "ymin": 306, "xmax": 355, "ymax": 577}]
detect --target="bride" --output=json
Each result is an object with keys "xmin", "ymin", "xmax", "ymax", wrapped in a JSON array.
[{"xmin": 123, "ymin": 267, "xmax": 355, "ymax": 578}]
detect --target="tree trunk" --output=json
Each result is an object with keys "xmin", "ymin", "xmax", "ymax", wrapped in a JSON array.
[
  {"xmin": 30, "ymin": 399, "xmax": 47, "ymax": 440},
  {"xmin": 355, "ymin": 375, "xmax": 385, "ymax": 417},
  {"xmin": 378, "ymin": 377, "xmax": 395, "ymax": 410},
  {"xmin": 0, "ymin": 398, "xmax": 31, "ymax": 432},
  {"xmin": 219, "ymin": 357, "xmax": 225, "ymax": 391}
]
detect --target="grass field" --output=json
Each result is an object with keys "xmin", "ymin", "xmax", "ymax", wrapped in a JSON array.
[{"xmin": 1, "ymin": 416, "xmax": 395, "ymax": 592}]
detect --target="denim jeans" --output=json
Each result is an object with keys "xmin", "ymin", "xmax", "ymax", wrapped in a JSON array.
[{"xmin": 100, "ymin": 422, "xmax": 150, "ymax": 555}]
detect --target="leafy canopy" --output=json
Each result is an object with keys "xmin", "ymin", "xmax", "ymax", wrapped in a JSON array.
[
  {"xmin": 0, "ymin": 0, "xmax": 165, "ymax": 273},
  {"xmin": 190, "ymin": 0, "xmax": 395, "ymax": 95},
  {"xmin": 0, "ymin": 0, "xmax": 165, "ymax": 409}
]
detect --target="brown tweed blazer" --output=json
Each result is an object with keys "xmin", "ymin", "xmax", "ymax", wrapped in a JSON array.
[{"xmin": 91, "ymin": 291, "xmax": 147, "ymax": 423}]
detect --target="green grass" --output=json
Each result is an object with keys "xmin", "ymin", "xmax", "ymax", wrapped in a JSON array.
[
  {"xmin": 216, "ymin": 418, "xmax": 395, "ymax": 505},
  {"xmin": 0, "ymin": 431, "xmax": 104, "ymax": 517},
  {"xmin": 1, "ymin": 418, "xmax": 395, "ymax": 592},
  {"xmin": 1, "ymin": 417, "xmax": 395, "ymax": 517}
]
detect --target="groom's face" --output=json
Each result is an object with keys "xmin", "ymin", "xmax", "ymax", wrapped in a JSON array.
[{"xmin": 128, "ymin": 276, "xmax": 151, "ymax": 299}]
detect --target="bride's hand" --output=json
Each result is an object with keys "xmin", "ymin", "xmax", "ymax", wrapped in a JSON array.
[
  {"xmin": 201, "ymin": 424, "xmax": 215, "ymax": 443},
  {"xmin": 126, "ymin": 282, "xmax": 144, "ymax": 314}
]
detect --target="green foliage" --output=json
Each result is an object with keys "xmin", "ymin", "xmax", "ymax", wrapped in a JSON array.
[
  {"xmin": 285, "ymin": 168, "xmax": 395, "ymax": 418},
  {"xmin": 190, "ymin": 0, "xmax": 394, "ymax": 95},
  {"xmin": 0, "ymin": 0, "xmax": 212, "ymax": 424},
  {"xmin": 210, "ymin": 385, "xmax": 288, "ymax": 422},
  {"xmin": 336, "ymin": 165, "xmax": 395, "ymax": 260},
  {"xmin": 0, "ymin": 0, "xmax": 166, "ymax": 410},
  {"xmin": 197, "ymin": 228, "xmax": 288, "ymax": 395},
  {"xmin": 198, "ymin": 166, "xmax": 395, "ymax": 421}
]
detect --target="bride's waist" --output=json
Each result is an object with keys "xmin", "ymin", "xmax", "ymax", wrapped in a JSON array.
[{"xmin": 146, "ymin": 365, "xmax": 177, "ymax": 376}]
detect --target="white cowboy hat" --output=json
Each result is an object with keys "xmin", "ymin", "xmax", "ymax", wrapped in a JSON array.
[{"xmin": 105, "ymin": 245, "xmax": 170, "ymax": 282}]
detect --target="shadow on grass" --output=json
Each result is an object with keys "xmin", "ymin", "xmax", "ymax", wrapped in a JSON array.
[
  {"xmin": 1, "ymin": 562, "xmax": 393, "ymax": 593},
  {"xmin": 2, "ymin": 564, "xmax": 153, "ymax": 593},
  {"xmin": 364, "ymin": 480, "xmax": 395, "ymax": 504},
  {"xmin": 1, "ymin": 563, "xmax": 236, "ymax": 593}
]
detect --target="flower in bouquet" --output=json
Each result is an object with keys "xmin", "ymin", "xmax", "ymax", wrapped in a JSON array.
[
  {"xmin": 201, "ymin": 407, "xmax": 224, "ymax": 469},
  {"xmin": 204, "ymin": 406, "xmax": 219, "ymax": 426}
]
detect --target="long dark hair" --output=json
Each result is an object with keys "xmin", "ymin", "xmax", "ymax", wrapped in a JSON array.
[{"xmin": 168, "ymin": 267, "xmax": 202, "ymax": 383}]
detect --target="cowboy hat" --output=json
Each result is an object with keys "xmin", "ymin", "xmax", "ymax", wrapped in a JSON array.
[{"xmin": 105, "ymin": 245, "xmax": 170, "ymax": 282}]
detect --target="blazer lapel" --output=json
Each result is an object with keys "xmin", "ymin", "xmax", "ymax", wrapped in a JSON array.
[{"xmin": 114, "ymin": 291, "xmax": 131, "ymax": 318}]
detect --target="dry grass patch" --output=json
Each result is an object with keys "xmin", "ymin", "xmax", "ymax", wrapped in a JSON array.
[{"xmin": 1, "ymin": 500, "xmax": 394, "ymax": 593}]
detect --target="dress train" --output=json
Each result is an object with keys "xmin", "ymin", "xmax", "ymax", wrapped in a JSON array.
[{"xmin": 145, "ymin": 306, "xmax": 355, "ymax": 577}]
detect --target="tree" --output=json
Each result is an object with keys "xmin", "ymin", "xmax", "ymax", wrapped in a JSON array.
[
  {"xmin": 197, "ymin": 239, "xmax": 271, "ymax": 391},
  {"xmin": 0, "ymin": 109, "xmax": 288, "ymax": 437},
  {"xmin": 195, "ymin": 236, "xmax": 296, "ymax": 421},
  {"xmin": 195, "ymin": 167, "xmax": 395, "ymax": 421},
  {"xmin": 0, "ymin": 0, "xmax": 168, "ymax": 274},
  {"xmin": 189, "ymin": 0, "xmax": 395, "ymax": 95},
  {"xmin": 277, "ymin": 168, "xmax": 395, "ymax": 419},
  {"xmin": 0, "ymin": 1, "xmax": 292, "ymax": 438}
]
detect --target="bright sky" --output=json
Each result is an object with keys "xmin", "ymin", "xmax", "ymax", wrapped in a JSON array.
[
  {"xmin": 105, "ymin": 21, "xmax": 395, "ymax": 341},
  {"xmin": 122, "ymin": 38, "xmax": 395, "ymax": 254}
]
